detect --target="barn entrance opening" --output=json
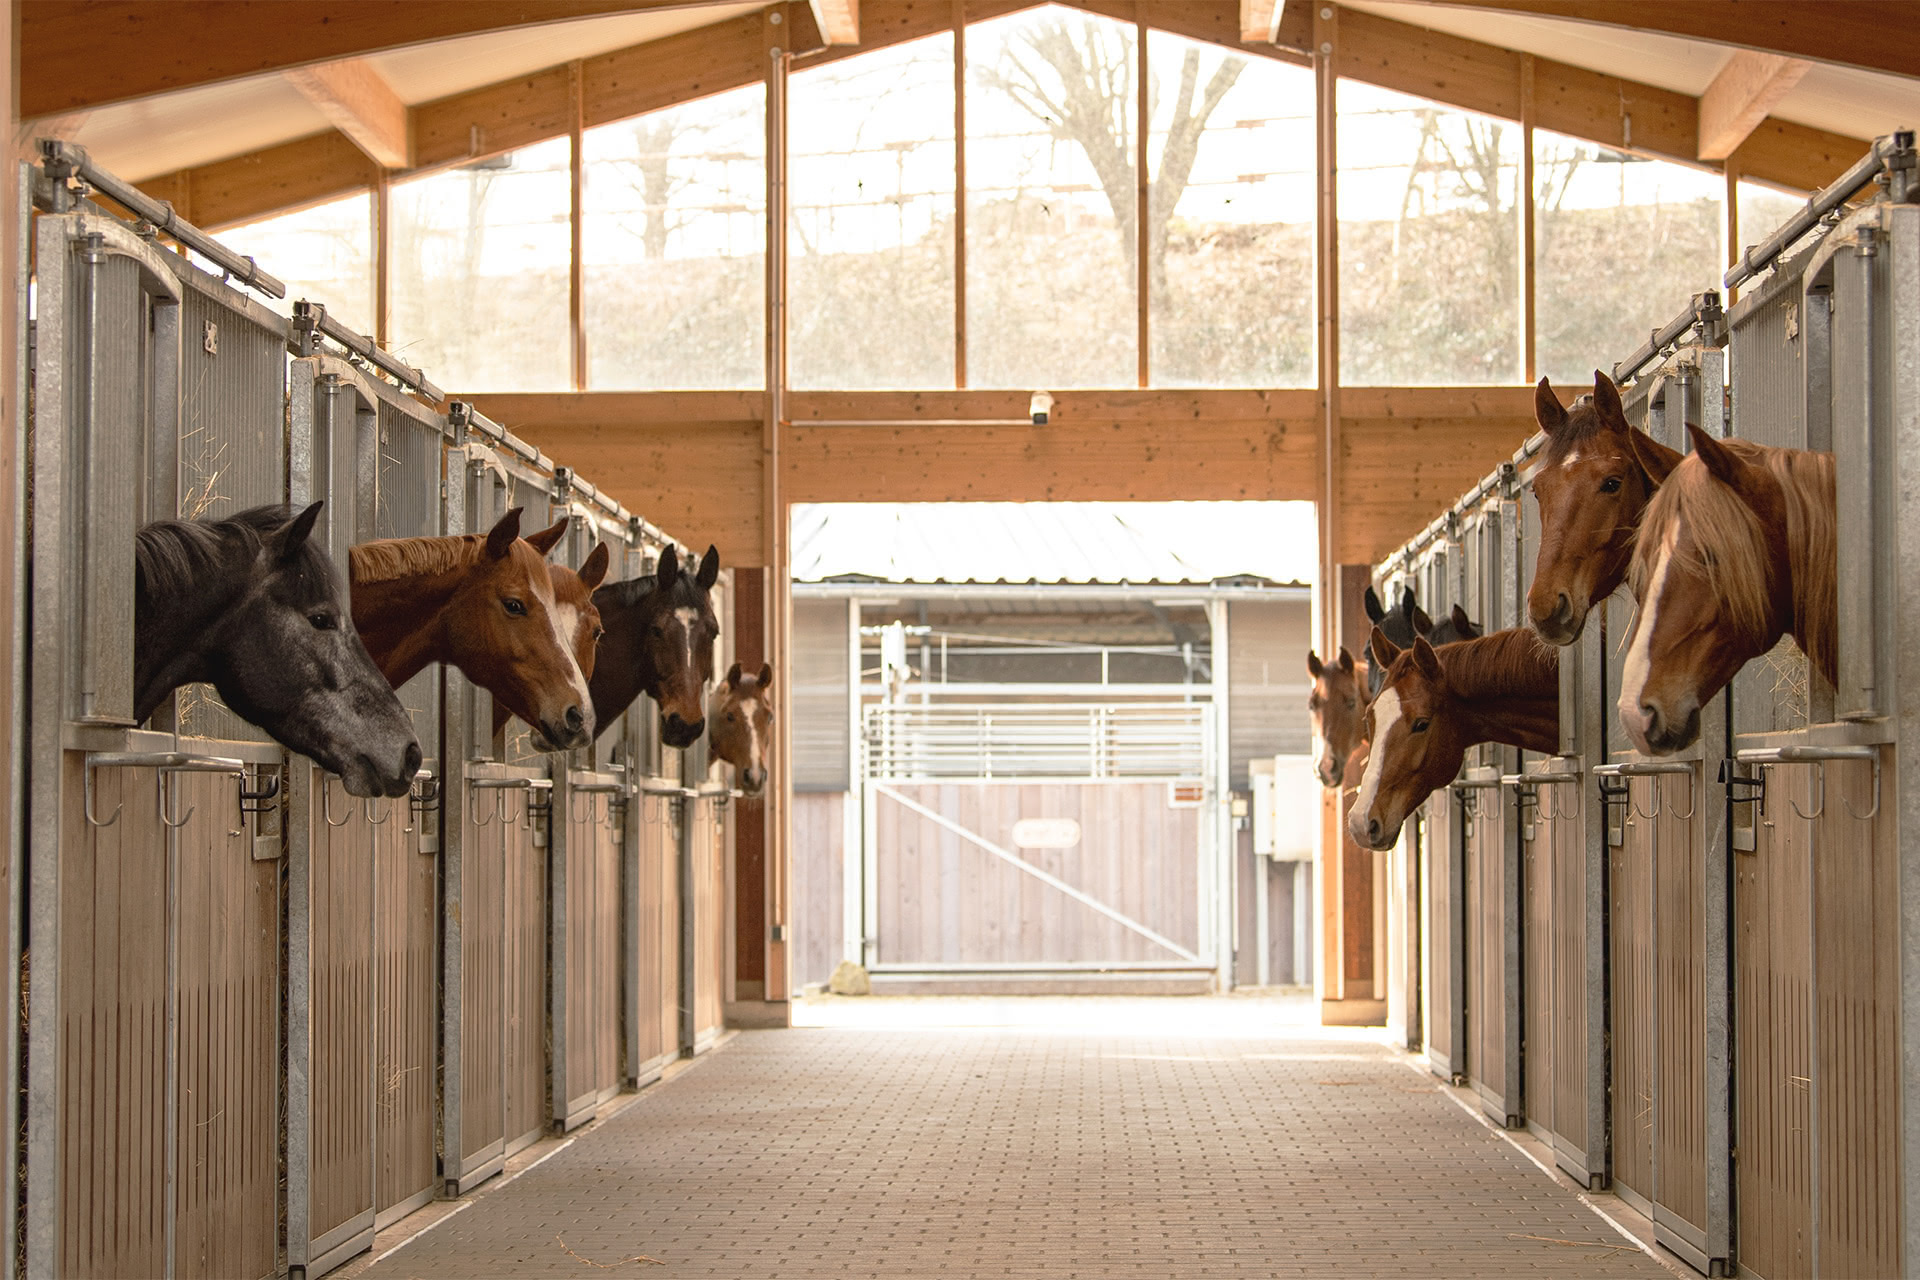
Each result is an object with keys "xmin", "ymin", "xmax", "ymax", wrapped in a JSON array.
[{"xmin": 784, "ymin": 500, "xmax": 1319, "ymax": 1009}]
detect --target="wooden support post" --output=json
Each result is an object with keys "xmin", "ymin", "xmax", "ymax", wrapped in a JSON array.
[
  {"xmin": 1313, "ymin": 1, "xmax": 1345, "ymax": 1005},
  {"xmin": 569, "ymin": 60, "xmax": 587, "ymax": 392},
  {"xmin": 953, "ymin": 0, "xmax": 967, "ymax": 389},
  {"xmin": 761, "ymin": 5, "xmax": 794, "ymax": 1012},
  {"xmin": 1135, "ymin": 9, "xmax": 1150, "ymax": 389},
  {"xmin": 1517, "ymin": 53, "xmax": 1535, "ymax": 385},
  {"xmin": 1724, "ymin": 158, "xmax": 1741, "ymax": 306},
  {"xmin": 372, "ymin": 166, "xmax": 390, "ymax": 351}
]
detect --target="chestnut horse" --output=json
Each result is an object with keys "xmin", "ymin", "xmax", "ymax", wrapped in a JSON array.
[
  {"xmin": 1348, "ymin": 627, "xmax": 1559, "ymax": 851},
  {"xmin": 136, "ymin": 502, "xmax": 421, "ymax": 797},
  {"xmin": 350, "ymin": 507, "xmax": 597, "ymax": 752},
  {"xmin": 1617, "ymin": 424, "xmax": 1835, "ymax": 755},
  {"xmin": 491, "ymin": 543, "xmax": 611, "ymax": 748},
  {"xmin": 708, "ymin": 662, "xmax": 773, "ymax": 796},
  {"xmin": 589, "ymin": 544, "xmax": 721, "ymax": 749},
  {"xmin": 1307, "ymin": 647, "xmax": 1368, "ymax": 790}
]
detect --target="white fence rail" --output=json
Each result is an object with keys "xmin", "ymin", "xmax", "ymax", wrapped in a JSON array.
[{"xmin": 863, "ymin": 702, "xmax": 1210, "ymax": 780}]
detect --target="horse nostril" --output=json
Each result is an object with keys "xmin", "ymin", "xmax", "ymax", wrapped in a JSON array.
[
  {"xmin": 1641, "ymin": 704, "xmax": 1661, "ymax": 735},
  {"xmin": 1367, "ymin": 818, "xmax": 1382, "ymax": 844},
  {"xmin": 402, "ymin": 742, "xmax": 423, "ymax": 777},
  {"xmin": 564, "ymin": 705, "xmax": 584, "ymax": 734},
  {"xmin": 1556, "ymin": 593, "xmax": 1572, "ymax": 621}
]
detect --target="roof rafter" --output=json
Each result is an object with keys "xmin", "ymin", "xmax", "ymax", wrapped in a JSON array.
[
  {"xmin": 284, "ymin": 59, "xmax": 412, "ymax": 170},
  {"xmin": 143, "ymin": 0, "xmax": 1866, "ymax": 232},
  {"xmin": 809, "ymin": 0, "xmax": 861, "ymax": 44},
  {"xmin": 1386, "ymin": 1, "xmax": 1920, "ymax": 80},
  {"xmin": 1698, "ymin": 51, "xmax": 1811, "ymax": 162},
  {"xmin": 20, "ymin": 0, "xmax": 742, "ymax": 119}
]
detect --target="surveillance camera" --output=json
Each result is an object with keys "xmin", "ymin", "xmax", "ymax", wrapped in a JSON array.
[{"xmin": 1029, "ymin": 391, "xmax": 1053, "ymax": 425}]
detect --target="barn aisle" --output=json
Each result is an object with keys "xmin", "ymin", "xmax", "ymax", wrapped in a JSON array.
[{"xmin": 348, "ymin": 998, "xmax": 1675, "ymax": 1279}]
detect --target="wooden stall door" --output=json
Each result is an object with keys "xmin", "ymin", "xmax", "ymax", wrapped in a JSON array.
[
  {"xmin": 504, "ymin": 793, "xmax": 550, "ymax": 1153},
  {"xmin": 563, "ymin": 788, "xmax": 621, "ymax": 1122},
  {"xmin": 692, "ymin": 796, "xmax": 728, "ymax": 1051},
  {"xmin": 1422, "ymin": 792, "xmax": 1463, "ymax": 1083},
  {"xmin": 307, "ymin": 777, "xmax": 376, "ymax": 1257},
  {"xmin": 630, "ymin": 794, "xmax": 681, "ymax": 1084},
  {"xmin": 1522, "ymin": 812, "xmax": 1553, "ymax": 1143},
  {"xmin": 1547, "ymin": 786, "xmax": 1592, "ymax": 1183},
  {"xmin": 374, "ymin": 811, "xmax": 438, "ymax": 1224},
  {"xmin": 1611, "ymin": 778, "xmax": 1657, "ymax": 1215},
  {"xmin": 1735, "ymin": 765, "xmax": 1813, "ymax": 1280},
  {"xmin": 459, "ymin": 810, "xmax": 507, "ymax": 1176},
  {"xmin": 1654, "ymin": 771, "xmax": 1708, "ymax": 1252}
]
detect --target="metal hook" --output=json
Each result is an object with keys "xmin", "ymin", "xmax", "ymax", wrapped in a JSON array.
[
  {"xmin": 1630, "ymin": 776, "xmax": 1661, "ymax": 821},
  {"xmin": 160, "ymin": 773, "xmax": 195, "ymax": 830},
  {"xmin": 1840, "ymin": 755, "xmax": 1881, "ymax": 822},
  {"xmin": 1669, "ymin": 771, "xmax": 1697, "ymax": 821},
  {"xmin": 470, "ymin": 785, "xmax": 498, "ymax": 827},
  {"xmin": 364, "ymin": 797, "xmax": 393, "ymax": 826},
  {"xmin": 1788, "ymin": 762, "xmax": 1825, "ymax": 821},
  {"xmin": 83, "ymin": 763, "xmax": 123, "ymax": 829},
  {"xmin": 320, "ymin": 779, "xmax": 352, "ymax": 828}
]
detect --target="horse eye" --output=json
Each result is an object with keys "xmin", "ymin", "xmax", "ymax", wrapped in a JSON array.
[
  {"xmin": 1345, "ymin": 698, "xmax": 1357, "ymax": 711},
  {"xmin": 1411, "ymin": 718, "xmax": 1431, "ymax": 734},
  {"xmin": 1600, "ymin": 476, "xmax": 1623, "ymax": 494},
  {"xmin": 308, "ymin": 612, "xmax": 336, "ymax": 631},
  {"xmin": 593, "ymin": 627, "xmax": 606, "ymax": 642},
  {"xmin": 502, "ymin": 598, "xmax": 527, "ymax": 617}
]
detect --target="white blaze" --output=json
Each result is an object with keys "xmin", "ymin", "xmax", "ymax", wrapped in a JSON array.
[
  {"xmin": 1617, "ymin": 522, "xmax": 1677, "ymax": 739},
  {"xmin": 1348, "ymin": 688, "xmax": 1401, "ymax": 843},
  {"xmin": 674, "ymin": 606, "xmax": 699, "ymax": 675},
  {"xmin": 543, "ymin": 595, "xmax": 592, "ymax": 718}
]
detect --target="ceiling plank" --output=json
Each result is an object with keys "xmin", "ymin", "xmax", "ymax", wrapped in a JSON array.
[
  {"xmin": 20, "ymin": 1, "xmax": 733, "ymax": 119},
  {"xmin": 1697, "ymin": 51, "xmax": 1811, "ymax": 161},
  {"xmin": 284, "ymin": 59, "xmax": 412, "ymax": 170},
  {"xmin": 1731, "ymin": 116, "xmax": 1872, "ymax": 197},
  {"xmin": 808, "ymin": 0, "xmax": 861, "ymax": 43},
  {"xmin": 1385, "ymin": 2, "xmax": 1920, "ymax": 80}
]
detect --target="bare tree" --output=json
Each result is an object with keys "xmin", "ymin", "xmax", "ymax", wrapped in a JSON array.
[{"xmin": 977, "ymin": 18, "xmax": 1243, "ymax": 311}]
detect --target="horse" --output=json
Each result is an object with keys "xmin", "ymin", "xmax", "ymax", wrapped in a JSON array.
[
  {"xmin": 1307, "ymin": 646, "xmax": 1368, "ymax": 790},
  {"xmin": 708, "ymin": 662, "xmax": 772, "ymax": 796},
  {"xmin": 349, "ymin": 507, "xmax": 597, "ymax": 752},
  {"xmin": 1348, "ymin": 626, "xmax": 1559, "ymax": 851},
  {"xmin": 135, "ymin": 502, "xmax": 421, "ymax": 798},
  {"xmin": 589, "ymin": 543, "xmax": 721, "ymax": 749},
  {"xmin": 1617, "ymin": 423, "xmax": 1835, "ymax": 756},
  {"xmin": 1363, "ymin": 585, "xmax": 1480, "ymax": 694},
  {"xmin": 490, "ymin": 543, "xmax": 611, "ymax": 749}
]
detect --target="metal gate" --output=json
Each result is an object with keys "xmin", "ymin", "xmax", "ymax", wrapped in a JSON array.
[
  {"xmin": 860, "ymin": 703, "xmax": 1218, "ymax": 986},
  {"xmin": 27, "ymin": 200, "xmax": 288, "ymax": 1280}
]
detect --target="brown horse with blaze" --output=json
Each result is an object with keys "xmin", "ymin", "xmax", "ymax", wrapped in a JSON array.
[
  {"xmin": 491, "ymin": 542, "xmax": 611, "ymax": 748},
  {"xmin": 708, "ymin": 662, "xmax": 773, "ymax": 796}
]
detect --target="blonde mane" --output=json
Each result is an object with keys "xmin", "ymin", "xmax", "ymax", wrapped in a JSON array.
[
  {"xmin": 349, "ymin": 533, "xmax": 483, "ymax": 585},
  {"xmin": 1629, "ymin": 443, "xmax": 1836, "ymax": 682}
]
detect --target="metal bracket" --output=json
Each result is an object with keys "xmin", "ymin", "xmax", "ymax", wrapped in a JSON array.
[{"xmin": 1718, "ymin": 758, "xmax": 1767, "ymax": 807}]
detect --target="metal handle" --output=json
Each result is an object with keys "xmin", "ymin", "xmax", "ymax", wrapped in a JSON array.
[
  {"xmin": 1735, "ymin": 745, "xmax": 1880, "ymax": 821},
  {"xmin": 1500, "ymin": 771, "xmax": 1580, "ymax": 786},
  {"xmin": 1593, "ymin": 761, "xmax": 1693, "ymax": 777},
  {"xmin": 84, "ymin": 750, "xmax": 246, "ymax": 829}
]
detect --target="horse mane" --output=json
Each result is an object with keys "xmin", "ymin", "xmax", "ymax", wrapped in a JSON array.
[
  {"xmin": 1418, "ymin": 627, "xmax": 1558, "ymax": 701},
  {"xmin": 349, "ymin": 534, "xmax": 480, "ymax": 585},
  {"xmin": 1534, "ymin": 398, "xmax": 1614, "ymax": 468},
  {"xmin": 137, "ymin": 504, "xmax": 304, "ymax": 599},
  {"xmin": 1629, "ymin": 443, "xmax": 1836, "ymax": 680},
  {"xmin": 596, "ymin": 574, "xmax": 658, "ymax": 611}
]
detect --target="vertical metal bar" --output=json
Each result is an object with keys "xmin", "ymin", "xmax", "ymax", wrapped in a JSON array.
[
  {"xmin": 1135, "ymin": 10, "xmax": 1150, "ymax": 389},
  {"xmin": 1834, "ymin": 227, "xmax": 1891, "ymax": 719},
  {"xmin": 2, "ymin": 161, "xmax": 31, "ymax": 1280},
  {"xmin": 952, "ymin": 0, "xmax": 967, "ymax": 389},
  {"xmin": 163, "ymin": 796, "xmax": 178, "ymax": 1280},
  {"xmin": 1313, "ymin": 4, "xmax": 1340, "ymax": 659},
  {"xmin": 844, "ymin": 597, "xmax": 864, "ymax": 965},
  {"xmin": 374, "ymin": 170, "xmax": 390, "ymax": 350},
  {"xmin": 1211, "ymin": 598, "xmax": 1232, "ymax": 990}
]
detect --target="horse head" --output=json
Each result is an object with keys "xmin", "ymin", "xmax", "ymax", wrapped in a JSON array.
[
  {"xmin": 1307, "ymin": 646, "xmax": 1366, "ymax": 790},
  {"xmin": 1362, "ymin": 585, "xmax": 1424, "ymax": 696},
  {"xmin": 1527, "ymin": 372, "xmax": 1682, "ymax": 645},
  {"xmin": 1348, "ymin": 628, "xmax": 1467, "ymax": 851},
  {"xmin": 493, "ymin": 539, "xmax": 610, "ymax": 750},
  {"xmin": 445, "ymin": 508, "xmax": 596, "ymax": 751},
  {"xmin": 709, "ymin": 661, "xmax": 773, "ymax": 796},
  {"xmin": 590, "ymin": 543, "xmax": 721, "ymax": 749},
  {"xmin": 135, "ymin": 502, "xmax": 421, "ymax": 798}
]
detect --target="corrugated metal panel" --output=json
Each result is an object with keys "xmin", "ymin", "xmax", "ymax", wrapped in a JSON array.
[
  {"xmin": 1422, "ymin": 791, "xmax": 1464, "ymax": 1083},
  {"xmin": 306, "ymin": 779, "xmax": 375, "ymax": 1249},
  {"xmin": 1523, "ymin": 820, "xmax": 1552, "ymax": 1142},
  {"xmin": 1227, "ymin": 600, "xmax": 1309, "ymax": 789},
  {"xmin": 373, "ymin": 816, "xmax": 437, "ymax": 1224},
  {"xmin": 631, "ymin": 793, "xmax": 682, "ymax": 1083},
  {"xmin": 793, "ymin": 599, "xmax": 849, "ymax": 791},
  {"xmin": 1612, "ymin": 779, "xmax": 1657, "ymax": 1214},
  {"xmin": 504, "ymin": 799, "xmax": 548, "ymax": 1153},
  {"xmin": 562, "ymin": 781, "xmax": 621, "ymax": 1120},
  {"xmin": 1549, "ymin": 795, "xmax": 1590, "ymax": 1178},
  {"xmin": 1655, "ymin": 774, "xmax": 1708, "ymax": 1245},
  {"xmin": 459, "ymin": 812, "xmax": 507, "ymax": 1170}
]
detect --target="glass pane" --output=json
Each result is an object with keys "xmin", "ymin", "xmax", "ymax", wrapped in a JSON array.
[
  {"xmin": 221, "ymin": 192, "xmax": 373, "ymax": 332},
  {"xmin": 966, "ymin": 5, "xmax": 1137, "ymax": 388},
  {"xmin": 1534, "ymin": 129, "xmax": 1723, "ymax": 386},
  {"xmin": 1337, "ymin": 80, "xmax": 1521, "ymax": 385},
  {"xmin": 388, "ymin": 137, "xmax": 571, "ymax": 392},
  {"xmin": 582, "ymin": 84, "xmax": 765, "ymax": 390},
  {"xmin": 1146, "ymin": 31, "xmax": 1313, "ymax": 387},
  {"xmin": 791, "ymin": 35, "xmax": 955, "ymax": 389},
  {"xmin": 1737, "ymin": 178, "xmax": 1811, "ymax": 261}
]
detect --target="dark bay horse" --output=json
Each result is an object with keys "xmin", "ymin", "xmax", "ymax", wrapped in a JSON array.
[
  {"xmin": 1363, "ymin": 585, "xmax": 1479, "ymax": 694},
  {"xmin": 136, "ymin": 502, "xmax": 421, "ymax": 797},
  {"xmin": 1348, "ymin": 627, "xmax": 1559, "ymax": 851},
  {"xmin": 1617, "ymin": 424, "xmax": 1835, "ymax": 755},
  {"xmin": 589, "ymin": 543, "xmax": 721, "ymax": 749},
  {"xmin": 708, "ymin": 662, "xmax": 772, "ymax": 795},
  {"xmin": 492, "ymin": 543, "xmax": 611, "ymax": 749},
  {"xmin": 350, "ymin": 507, "xmax": 597, "ymax": 752}
]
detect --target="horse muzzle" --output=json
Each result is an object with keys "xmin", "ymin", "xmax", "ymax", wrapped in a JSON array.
[
  {"xmin": 740, "ymin": 766, "xmax": 767, "ymax": 796},
  {"xmin": 340, "ymin": 738, "xmax": 422, "ymax": 799},
  {"xmin": 662, "ymin": 713, "xmax": 704, "ymax": 749},
  {"xmin": 1529, "ymin": 591, "xmax": 1584, "ymax": 646},
  {"xmin": 538, "ymin": 704, "xmax": 593, "ymax": 752}
]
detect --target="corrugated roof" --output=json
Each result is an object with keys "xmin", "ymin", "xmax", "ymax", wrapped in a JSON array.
[{"xmin": 790, "ymin": 502, "xmax": 1318, "ymax": 586}]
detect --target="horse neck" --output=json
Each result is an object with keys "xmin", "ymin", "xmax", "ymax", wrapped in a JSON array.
[
  {"xmin": 1442, "ymin": 632, "xmax": 1561, "ymax": 755},
  {"xmin": 351, "ymin": 549, "xmax": 478, "ymax": 686},
  {"xmin": 133, "ymin": 533, "xmax": 246, "ymax": 720},
  {"xmin": 1776, "ymin": 449, "xmax": 1839, "ymax": 686},
  {"xmin": 588, "ymin": 588, "xmax": 660, "ymax": 724}
]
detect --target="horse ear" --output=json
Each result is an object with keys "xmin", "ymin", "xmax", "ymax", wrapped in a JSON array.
[
  {"xmin": 1369, "ymin": 625, "xmax": 1401, "ymax": 671},
  {"xmin": 1411, "ymin": 603, "xmax": 1434, "ymax": 636},
  {"xmin": 1398, "ymin": 586, "xmax": 1416, "ymax": 618},
  {"xmin": 696, "ymin": 545, "xmax": 720, "ymax": 590},
  {"xmin": 727, "ymin": 661, "xmax": 743, "ymax": 689},
  {"xmin": 1534, "ymin": 377, "xmax": 1570, "ymax": 436},
  {"xmin": 1412, "ymin": 636, "xmax": 1443, "ymax": 681},
  {"xmin": 524, "ymin": 516, "xmax": 569, "ymax": 557},
  {"xmin": 1364, "ymin": 586, "xmax": 1385, "ymax": 624},
  {"xmin": 486, "ymin": 507, "xmax": 524, "ymax": 559},
  {"xmin": 757, "ymin": 662, "xmax": 772, "ymax": 691},
  {"xmin": 1625, "ymin": 427, "xmax": 1684, "ymax": 487},
  {"xmin": 656, "ymin": 544, "xmax": 680, "ymax": 588},
  {"xmin": 1591, "ymin": 370, "xmax": 1630, "ymax": 430},
  {"xmin": 1686, "ymin": 422, "xmax": 1759, "ymax": 494},
  {"xmin": 1450, "ymin": 602, "xmax": 1480, "ymax": 640},
  {"xmin": 1307, "ymin": 650, "xmax": 1325, "ymax": 678},
  {"xmin": 578, "ymin": 542, "xmax": 611, "ymax": 591},
  {"xmin": 278, "ymin": 501, "xmax": 324, "ymax": 560},
  {"xmin": 1336, "ymin": 646, "xmax": 1355, "ymax": 674}
]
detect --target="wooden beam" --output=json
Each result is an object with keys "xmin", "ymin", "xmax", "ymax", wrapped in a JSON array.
[
  {"xmin": 283, "ymin": 59, "xmax": 410, "ymax": 170},
  {"xmin": 20, "ymin": 1, "xmax": 739, "ymax": 118},
  {"xmin": 1731, "ymin": 116, "xmax": 1869, "ymax": 196},
  {"xmin": 1239, "ymin": 0, "xmax": 1280, "ymax": 43},
  {"xmin": 1698, "ymin": 51, "xmax": 1811, "ymax": 162},
  {"xmin": 808, "ymin": 0, "xmax": 860, "ymax": 43},
  {"xmin": 1390, "ymin": 2, "xmax": 1920, "ymax": 80},
  {"xmin": 1516, "ymin": 53, "xmax": 1534, "ymax": 383}
]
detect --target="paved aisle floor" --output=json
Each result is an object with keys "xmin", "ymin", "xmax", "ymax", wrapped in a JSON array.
[{"xmin": 355, "ymin": 997, "xmax": 1674, "ymax": 1279}]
